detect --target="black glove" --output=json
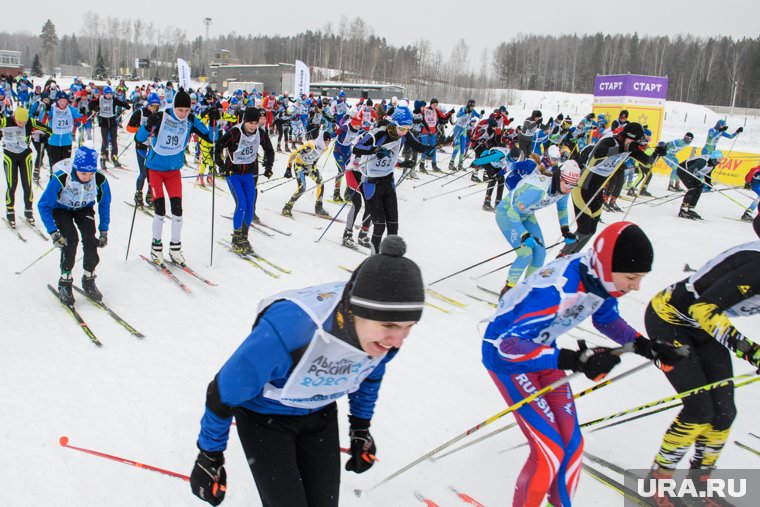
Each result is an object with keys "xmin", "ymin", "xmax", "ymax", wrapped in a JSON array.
[
  {"xmin": 98, "ymin": 231, "xmax": 108, "ymax": 248},
  {"xmin": 653, "ymin": 144, "xmax": 667, "ymax": 157},
  {"xmin": 345, "ymin": 416, "xmax": 376, "ymax": 474},
  {"xmin": 190, "ymin": 450, "xmax": 226, "ymax": 506},
  {"xmin": 547, "ymin": 117, "xmax": 554, "ymax": 125},
  {"xmin": 736, "ymin": 127, "xmax": 744, "ymax": 134},
  {"xmin": 634, "ymin": 336, "xmax": 690, "ymax": 372},
  {"xmin": 376, "ymin": 147, "xmax": 391, "ymax": 160},
  {"xmin": 284, "ymin": 167, "xmax": 292, "ymax": 179},
  {"xmin": 51, "ymin": 230, "xmax": 67, "ymax": 248},
  {"xmin": 557, "ymin": 341, "xmax": 621, "ymax": 381},
  {"xmin": 560, "ymin": 225, "xmax": 576, "ymax": 241},
  {"xmin": 208, "ymin": 108, "xmax": 221, "ymax": 121},
  {"xmin": 263, "ymin": 166, "xmax": 273, "ymax": 179},
  {"xmin": 448, "ymin": 108, "xmax": 455, "ymax": 115}
]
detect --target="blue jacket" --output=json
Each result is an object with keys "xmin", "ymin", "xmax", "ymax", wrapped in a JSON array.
[
  {"xmin": 197, "ymin": 300, "xmax": 397, "ymax": 452},
  {"xmin": 38, "ymin": 166, "xmax": 111, "ymax": 233},
  {"xmin": 482, "ymin": 253, "xmax": 639, "ymax": 375},
  {"xmin": 45, "ymin": 105, "xmax": 83, "ymax": 147},
  {"xmin": 135, "ymin": 109, "xmax": 212, "ymax": 171}
]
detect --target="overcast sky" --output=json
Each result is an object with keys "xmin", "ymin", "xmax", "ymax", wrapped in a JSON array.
[{"xmin": 15, "ymin": 0, "xmax": 760, "ymax": 63}]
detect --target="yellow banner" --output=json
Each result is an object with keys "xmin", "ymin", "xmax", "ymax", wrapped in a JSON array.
[
  {"xmin": 592, "ymin": 104, "xmax": 665, "ymax": 144},
  {"xmin": 651, "ymin": 148, "xmax": 760, "ymax": 186}
]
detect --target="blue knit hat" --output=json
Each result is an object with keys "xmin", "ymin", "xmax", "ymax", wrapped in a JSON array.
[
  {"xmin": 72, "ymin": 146, "xmax": 99, "ymax": 173},
  {"xmin": 391, "ymin": 106, "xmax": 413, "ymax": 127}
]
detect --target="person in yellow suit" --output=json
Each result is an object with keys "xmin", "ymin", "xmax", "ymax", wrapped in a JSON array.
[{"xmin": 282, "ymin": 131, "xmax": 332, "ymax": 218}]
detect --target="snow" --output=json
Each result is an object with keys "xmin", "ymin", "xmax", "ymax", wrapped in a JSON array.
[{"xmin": 2, "ymin": 79, "xmax": 760, "ymax": 506}]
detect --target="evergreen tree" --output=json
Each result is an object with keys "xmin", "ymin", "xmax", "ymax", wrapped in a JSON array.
[
  {"xmin": 31, "ymin": 54, "xmax": 43, "ymax": 77},
  {"xmin": 70, "ymin": 35, "xmax": 83, "ymax": 65},
  {"xmin": 39, "ymin": 19, "xmax": 58, "ymax": 73},
  {"xmin": 94, "ymin": 43, "xmax": 108, "ymax": 79}
]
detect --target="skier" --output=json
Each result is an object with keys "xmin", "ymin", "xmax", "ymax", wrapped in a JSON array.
[
  {"xmin": 471, "ymin": 145, "xmax": 522, "ymax": 212},
  {"xmin": 495, "ymin": 159, "xmax": 581, "ymax": 294},
  {"xmin": 190, "ymin": 235, "xmax": 424, "ymax": 507},
  {"xmin": 741, "ymin": 164, "xmax": 760, "ymax": 221},
  {"xmin": 517, "ymin": 110, "xmax": 543, "ymax": 157},
  {"xmin": 449, "ymin": 99, "xmax": 481, "ymax": 171},
  {"xmin": 701, "ymin": 120, "xmax": 741, "ymax": 155},
  {"xmin": 44, "ymin": 91, "xmax": 84, "ymax": 167},
  {"xmin": 126, "ymin": 92, "xmax": 161, "ymax": 207},
  {"xmin": 644, "ymin": 221, "xmax": 760, "ymax": 497},
  {"xmin": 28, "ymin": 92, "xmax": 51, "ymax": 183},
  {"xmin": 610, "ymin": 109, "xmax": 628, "ymax": 131},
  {"xmin": 215, "ymin": 107, "xmax": 275, "ymax": 254},
  {"xmin": 676, "ymin": 150, "xmax": 725, "ymax": 220},
  {"xmin": 88, "ymin": 86, "xmax": 131, "ymax": 169},
  {"xmin": 0, "ymin": 107, "xmax": 52, "ymax": 225},
  {"xmin": 37, "ymin": 145, "xmax": 111, "ymax": 305},
  {"xmin": 418, "ymin": 98, "xmax": 453, "ymax": 173},
  {"xmin": 559, "ymin": 122, "xmax": 666, "ymax": 256},
  {"xmin": 281, "ymin": 131, "xmax": 332, "ymax": 218},
  {"xmin": 482, "ymin": 221, "xmax": 685, "ymax": 507},
  {"xmin": 662, "ymin": 132, "xmax": 694, "ymax": 192},
  {"xmin": 135, "ymin": 89, "xmax": 216, "ymax": 266},
  {"xmin": 350, "ymin": 106, "xmax": 433, "ymax": 252}
]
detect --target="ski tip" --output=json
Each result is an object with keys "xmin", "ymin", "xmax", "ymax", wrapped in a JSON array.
[
  {"xmin": 353, "ymin": 489, "xmax": 363, "ymax": 498},
  {"xmin": 59, "ymin": 435, "xmax": 69, "ymax": 446}
]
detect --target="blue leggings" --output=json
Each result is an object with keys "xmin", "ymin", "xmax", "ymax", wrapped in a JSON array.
[
  {"xmin": 450, "ymin": 126, "xmax": 468, "ymax": 162},
  {"xmin": 664, "ymin": 154, "xmax": 680, "ymax": 183},
  {"xmin": 495, "ymin": 207, "xmax": 545, "ymax": 285},
  {"xmin": 227, "ymin": 173, "xmax": 257, "ymax": 229},
  {"xmin": 136, "ymin": 149, "xmax": 148, "ymax": 191},
  {"xmin": 749, "ymin": 181, "xmax": 760, "ymax": 212},
  {"xmin": 419, "ymin": 133, "xmax": 437, "ymax": 162}
]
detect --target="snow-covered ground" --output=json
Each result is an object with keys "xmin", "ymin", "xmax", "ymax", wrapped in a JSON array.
[{"xmin": 2, "ymin": 81, "xmax": 759, "ymax": 506}]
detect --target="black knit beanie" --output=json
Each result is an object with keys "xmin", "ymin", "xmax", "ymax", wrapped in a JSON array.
[
  {"xmin": 348, "ymin": 236, "xmax": 425, "ymax": 322},
  {"xmin": 243, "ymin": 107, "xmax": 261, "ymax": 123},
  {"xmin": 611, "ymin": 223, "xmax": 654, "ymax": 273},
  {"xmin": 174, "ymin": 89, "xmax": 191, "ymax": 108}
]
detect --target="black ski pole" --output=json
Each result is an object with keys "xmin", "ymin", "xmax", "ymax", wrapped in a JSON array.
[
  {"xmin": 429, "ymin": 245, "xmax": 523, "ymax": 285},
  {"xmin": 315, "ymin": 189, "xmax": 355, "ymax": 244},
  {"xmin": 124, "ymin": 202, "xmax": 138, "ymax": 261},
  {"xmin": 422, "ymin": 182, "xmax": 480, "ymax": 202},
  {"xmin": 210, "ymin": 117, "xmax": 217, "ymax": 267}
]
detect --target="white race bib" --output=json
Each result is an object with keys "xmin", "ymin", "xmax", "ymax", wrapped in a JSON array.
[
  {"xmin": 231, "ymin": 125, "xmax": 260, "ymax": 165},
  {"xmin": 153, "ymin": 112, "xmax": 188, "ymax": 156}
]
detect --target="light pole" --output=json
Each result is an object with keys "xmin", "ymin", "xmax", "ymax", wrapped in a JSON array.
[
  {"xmin": 730, "ymin": 80, "xmax": 738, "ymax": 115},
  {"xmin": 203, "ymin": 18, "xmax": 212, "ymax": 78}
]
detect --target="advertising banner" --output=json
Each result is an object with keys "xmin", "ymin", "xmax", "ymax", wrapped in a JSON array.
[{"xmin": 295, "ymin": 60, "xmax": 310, "ymax": 98}]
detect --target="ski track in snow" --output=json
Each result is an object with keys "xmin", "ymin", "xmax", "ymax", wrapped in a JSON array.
[{"xmin": 2, "ymin": 77, "xmax": 759, "ymax": 506}]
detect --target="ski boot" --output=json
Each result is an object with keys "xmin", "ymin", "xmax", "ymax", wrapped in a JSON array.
[
  {"xmin": 332, "ymin": 189, "xmax": 345, "ymax": 204},
  {"xmin": 58, "ymin": 274, "xmax": 75, "ymax": 306},
  {"xmin": 284, "ymin": 143, "xmax": 291, "ymax": 153},
  {"xmin": 81, "ymin": 271, "xmax": 103, "ymax": 302},
  {"xmin": 685, "ymin": 469, "xmax": 736, "ymax": 507},
  {"xmin": 231, "ymin": 229, "xmax": 246, "ymax": 254},
  {"xmin": 609, "ymin": 198, "xmax": 623, "ymax": 212},
  {"xmin": 6, "ymin": 212, "xmax": 16, "ymax": 228},
  {"xmin": 357, "ymin": 229, "xmax": 371, "ymax": 249},
  {"xmin": 169, "ymin": 242, "xmax": 186, "ymax": 267},
  {"xmin": 240, "ymin": 224, "xmax": 254, "ymax": 255},
  {"xmin": 281, "ymin": 203, "xmax": 294, "ymax": 218},
  {"xmin": 448, "ymin": 160, "xmax": 456, "ymax": 171},
  {"xmin": 33, "ymin": 168, "xmax": 40, "ymax": 185},
  {"xmin": 100, "ymin": 156, "xmax": 107, "ymax": 170},
  {"xmin": 471, "ymin": 171, "xmax": 481, "ymax": 183},
  {"xmin": 342, "ymin": 229, "xmax": 356, "ymax": 248},
  {"xmin": 24, "ymin": 209, "xmax": 35, "ymax": 226},
  {"xmin": 276, "ymin": 143, "xmax": 282, "ymax": 152},
  {"xmin": 499, "ymin": 282, "xmax": 515, "ymax": 299},
  {"xmin": 640, "ymin": 187, "xmax": 653, "ymax": 197},
  {"xmin": 431, "ymin": 163, "xmax": 442, "ymax": 173},
  {"xmin": 482, "ymin": 201, "xmax": 495, "ymax": 212},
  {"xmin": 145, "ymin": 192, "xmax": 154, "ymax": 208},
  {"xmin": 675, "ymin": 183, "xmax": 685, "ymax": 192},
  {"xmin": 291, "ymin": 142, "xmax": 298, "ymax": 151},
  {"xmin": 457, "ymin": 160, "xmax": 464, "ymax": 171},
  {"xmin": 150, "ymin": 239, "xmax": 164, "ymax": 264},
  {"xmin": 678, "ymin": 205, "xmax": 693, "ymax": 219},
  {"xmin": 314, "ymin": 202, "xmax": 331, "ymax": 217},
  {"xmin": 418, "ymin": 161, "xmax": 428, "ymax": 175},
  {"xmin": 134, "ymin": 191, "xmax": 144, "ymax": 207},
  {"xmin": 687, "ymin": 208, "xmax": 702, "ymax": 220},
  {"xmin": 111, "ymin": 154, "xmax": 122, "ymax": 168},
  {"xmin": 741, "ymin": 209, "xmax": 754, "ymax": 222},
  {"xmin": 626, "ymin": 187, "xmax": 637, "ymax": 197},
  {"xmin": 645, "ymin": 467, "xmax": 678, "ymax": 507}
]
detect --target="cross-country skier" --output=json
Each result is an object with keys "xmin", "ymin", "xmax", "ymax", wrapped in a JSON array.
[
  {"xmin": 281, "ymin": 131, "xmax": 332, "ymax": 218},
  {"xmin": 37, "ymin": 145, "xmax": 111, "ymax": 305},
  {"xmin": 215, "ymin": 107, "xmax": 274, "ymax": 254},
  {"xmin": 643, "ymin": 219, "xmax": 760, "ymax": 499},
  {"xmin": 701, "ymin": 120, "xmax": 741, "ymax": 155},
  {"xmin": 135, "ymin": 89, "xmax": 216, "ymax": 266},
  {"xmin": 676, "ymin": 150, "xmax": 725, "ymax": 220},
  {"xmin": 0, "ymin": 107, "xmax": 52, "ymax": 226},
  {"xmin": 741, "ymin": 164, "xmax": 760, "ymax": 221},
  {"xmin": 126, "ymin": 92, "xmax": 161, "ymax": 208},
  {"xmin": 449, "ymin": 99, "xmax": 481, "ymax": 171},
  {"xmin": 662, "ymin": 132, "xmax": 694, "ymax": 192},
  {"xmin": 472, "ymin": 145, "xmax": 522, "ymax": 212},
  {"xmin": 44, "ymin": 91, "xmax": 84, "ymax": 167},
  {"xmin": 190, "ymin": 235, "xmax": 424, "ymax": 507},
  {"xmin": 482, "ymin": 221, "xmax": 685, "ymax": 507},
  {"xmin": 88, "ymin": 86, "xmax": 131, "ymax": 169}
]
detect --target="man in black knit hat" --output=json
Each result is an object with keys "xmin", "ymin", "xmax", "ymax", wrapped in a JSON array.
[{"xmin": 191, "ymin": 236, "xmax": 424, "ymax": 507}]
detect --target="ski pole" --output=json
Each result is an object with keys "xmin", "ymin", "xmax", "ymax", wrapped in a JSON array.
[
  {"xmin": 315, "ymin": 189, "xmax": 355, "ymax": 244},
  {"xmin": 259, "ymin": 176, "xmax": 293, "ymax": 193},
  {"xmin": 422, "ymin": 181, "xmax": 480, "ymax": 202},
  {"xmin": 441, "ymin": 168, "xmax": 473, "ymax": 187},
  {"xmin": 210, "ymin": 117, "xmax": 217, "ymax": 267},
  {"xmin": 471, "ymin": 241, "xmax": 563, "ymax": 280},
  {"xmin": 725, "ymin": 131, "xmax": 740, "ymax": 160},
  {"xmin": 429, "ymin": 245, "xmax": 523, "ymax": 285},
  {"xmin": 124, "ymin": 202, "xmax": 139, "ymax": 262},
  {"xmin": 15, "ymin": 246, "xmax": 56, "ymax": 275},
  {"xmin": 456, "ymin": 186, "xmax": 488, "ymax": 200},
  {"xmin": 258, "ymin": 175, "xmax": 288, "ymax": 187},
  {"xmin": 434, "ymin": 360, "xmax": 652, "ymax": 461},
  {"xmin": 59, "ymin": 436, "xmax": 189, "ymax": 482},
  {"xmin": 354, "ymin": 342, "xmax": 634, "ymax": 497},
  {"xmin": 412, "ymin": 169, "xmax": 456, "ymax": 189}
]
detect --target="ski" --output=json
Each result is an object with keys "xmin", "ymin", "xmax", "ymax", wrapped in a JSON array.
[
  {"xmin": 291, "ymin": 208, "xmax": 345, "ymax": 223},
  {"xmin": 683, "ymin": 263, "xmax": 697, "ymax": 272},
  {"xmin": 413, "ymin": 491, "xmax": 440, "ymax": 507},
  {"xmin": 3, "ymin": 218, "xmax": 28, "ymax": 242},
  {"xmin": 218, "ymin": 240, "xmax": 280, "ymax": 278},
  {"xmin": 476, "ymin": 284, "xmax": 499, "ymax": 296},
  {"xmin": 139, "ymin": 255, "xmax": 192, "ymax": 294},
  {"xmin": 71, "ymin": 285, "xmax": 145, "ymax": 337},
  {"xmin": 170, "ymin": 262, "xmax": 218, "ymax": 286},
  {"xmin": 582, "ymin": 462, "xmax": 654, "ymax": 507},
  {"xmin": 47, "ymin": 284, "xmax": 102, "ymax": 346},
  {"xmin": 735, "ymin": 440, "xmax": 760, "ymax": 457},
  {"xmin": 124, "ymin": 201, "xmax": 155, "ymax": 218},
  {"xmin": 449, "ymin": 486, "xmax": 486, "ymax": 507},
  {"xmin": 21, "ymin": 219, "xmax": 50, "ymax": 240},
  {"xmin": 248, "ymin": 252, "xmax": 291, "ymax": 274},
  {"xmin": 426, "ymin": 288, "xmax": 467, "ymax": 308},
  {"xmin": 459, "ymin": 292, "xmax": 497, "ymax": 307},
  {"xmin": 253, "ymin": 219, "xmax": 292, "ymax": 236},
  {"xmin": 338, "ymin": 265, "xmax": 356, "ymax": 274},
  {"xmin": 750, "ymin": 432, "xmax": 760, "ymax": 441},
  {"xmin": 250, "ymin": 224, "xmax": 276, "ymax": 238},
  {"xmin": 325, "ymin": 237, "xmax": 367, "ymax": 254}
]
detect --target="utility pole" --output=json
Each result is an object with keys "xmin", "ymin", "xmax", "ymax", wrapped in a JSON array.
[
  {"xmin": 730, "ymin": 80, "xmax": 738, "ymax": 115},
  {"xmin": 203, "ymin": 18, "xmax": 212, "ymax": 77}
]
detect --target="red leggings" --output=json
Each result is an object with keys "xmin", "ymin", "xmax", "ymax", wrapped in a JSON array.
[{"xmin": 148, "ymin": 169, "xmax": 183, "ymax": 200}]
